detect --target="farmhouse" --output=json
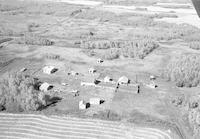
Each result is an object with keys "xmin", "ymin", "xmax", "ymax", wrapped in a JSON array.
[
  {"xmin": 71, "ymin": 70, "xmax": 79, "ymax": 76},
  {"xmin": 39, "ymin": 82, "xmax": 53, "ymax": 92},
  {"xmin": 104, "ymin": 76, "xmax": 112, "ymax": 83},
  {"xmin": 89, "ymin": 98, "xmax": 101, "ymax": 105},
  {"xmin": 79, "ymin": 100, "xmax": 90, "ymax": 109},
  {"xmin": 43, "ymin": 66, "xmax": 57, "ymax": 74},
  {"xmin": 118, "ymin": 76, "xmax": 129, "ymax": 85}
]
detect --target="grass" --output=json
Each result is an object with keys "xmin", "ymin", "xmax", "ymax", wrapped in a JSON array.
[{"xmin": 162, "ymin": 54, "xmax": 200, "ymax": 87}]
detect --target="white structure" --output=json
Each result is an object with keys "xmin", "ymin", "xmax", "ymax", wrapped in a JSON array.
[
  {"xmin": 39, "ymin": 82, "xmax": 52, "ymax": 92},
  {"xmin": 81, "ymin": 82, "xmax": 96, "ymax": 87},
  {"xmin": 118, "ymin": 76, "xmax": 129, "ymax": 85},
  {"xmin": 71, "ymin": 71, "xmax": 79, "ymax": 76},
  {"xmin": 104, "ymin": 76, "xmax": 112, "ymax": 83},
  {"xmin": 89, "ymin": 98, "xmax": 101, "ymax": 105},
  {"xmin": 97, "ymin": 58, "xmax": 103, "ymax": 63},
  {"xmin": 20, "ymin": 67, "xmax": 27, "ymax": 72},
  {"xmin": 61, "ymin": 82, "xmax": 68, "ymax": 86},
  {"xmin": 150, "ymin": 75, "xmax": 156, "ymax": 80},
  {"xmin": 146, "ymin": 83, "xmax": 157, "ymax": 89},
  {"xmin": 88, "ymin": 67, "xmax": 96, "ymax": 74},
  {"xmin": 43, "ymin": 66, "xmax": 57, "ymax": 74},
  {"xmin": 79, "ymin": 100, "xmax": 87, "ymax": 110}
]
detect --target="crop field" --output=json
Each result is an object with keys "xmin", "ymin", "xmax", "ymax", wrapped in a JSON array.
[{"xmin": 0, "ymin": 113, "xmax": 172, "ymax": 139}]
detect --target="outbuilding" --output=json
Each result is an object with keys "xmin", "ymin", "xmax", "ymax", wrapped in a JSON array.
[
  {"xmin": 79, "ymin": 100, "xmax": 90, "ymax": 110},
  {"xmin": 39, "ymin": 82, "xmax": 53, "ymax": 92},
  {"xmin": 88, "ymin": 67, "xmax": 96, "ymax": 74},
  {"xmin": 89, "ymin": 98, "xmax": 101, "ymax": 105},
  {"xmin": 104, "ymin": 76, "xmax": 112, "ymax": 83},
  {"xmin": 97, "ymin": 58, "xmax": 103, "ymax": 63},
  {"xmin": 118, "ymin": 76, "xmax": 129, "ymax": 85},
  {"xmin": 43, "ymin": 66, "xmax": 57, "ymax": 74}
]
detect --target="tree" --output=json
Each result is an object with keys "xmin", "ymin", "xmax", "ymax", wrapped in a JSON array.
[{"xmin": 0, "ymin": 72, "xmax": 45, "ymax": 112}]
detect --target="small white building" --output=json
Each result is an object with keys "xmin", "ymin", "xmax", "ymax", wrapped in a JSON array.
[
  {"xmin": 118, "ymin": 76, "xmax": 129, "ymax": 85},
  {"xmin": 104, "ymin": 76, "xmax": 112, "ymax": 83},
  {"xmin": 20, "ymin": 67, "xmax": 27, "ymax": 72},
  {"xmin": 43, "ymin": 66, "xmax": 57, "ymax": 74},
  {"xmin": 39, "ymin": 82, "xmax": 52, "ymax": 92},
  {"xmin": 81, "ymin": 82, "xmax": 96, "ymax": 87},
  {"xmin": 97, "ymin": 58, "xmax": 103, "ymax": 63},
  {"xmin": 79, "ymin": 100, "xmax": 87, "ymax": 110},
  {"xmin": 150, "ymin": 75, "xmax": 156, "ymax": 80},
  {"xmin": 88, "ymin": 67, "xmax": 96, "ymax": 74},
  {"xmin": 71, "ymin": 71, "xmax": 79, "ymax": 76},
  {"xmin": 89, "ymin": 98, "xmax": 101, "ymax": 105}
]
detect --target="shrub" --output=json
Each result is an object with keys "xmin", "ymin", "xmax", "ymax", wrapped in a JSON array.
[
  {"xmin": 189, "ymin": 41, "xmax": 200, "ymax": 50},
  {"xmin": 163, "ymin": 54, "xmax": 200, "ymax": 87},
  {"xmin": 44, "ymin": 53, "xmax": 63, "ymax": 61},
  {"xmin": 0, "ymin": 72, "xmax": 45, "ymax": 112}
]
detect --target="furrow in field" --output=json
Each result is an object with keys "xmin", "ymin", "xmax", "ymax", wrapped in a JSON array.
[
  {"xmin": 0, "ymin": 116, "xmax": 124, "ymax": 134},
  {"xmin": 0, "ymin": 123, "xmax": 124, "ymax": 138},
  {"xmin": 0, "ymin": 113, "xmax": 123, "ymax": 129}
]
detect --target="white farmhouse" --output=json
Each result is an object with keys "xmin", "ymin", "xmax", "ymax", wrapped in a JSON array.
[
  {"xmin": 39, "ymin": 82, "xmax": 52, "ymax": 92},
  {"xmin": 43, "ymin": 66, "xmax": 57, "ymax": 74},
  {"xmin": 104, "ymin": 76, "xmax": 112, "ymax": 83},
  {"xmin": 89, "ymin": 98, "xmax": 101, "ymax": 105},
  {"xmin": 118, "ymin": 76, "xmax": 129, "ymax": 85}
]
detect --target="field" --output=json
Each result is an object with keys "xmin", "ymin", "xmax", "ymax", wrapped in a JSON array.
[
  {"xmin": 0, "ymin": 0, "xmax": 200, "ymax": 138},
  {"xmin": 0, "ymin": 113, "xmax": 173, "ymax": 139}
]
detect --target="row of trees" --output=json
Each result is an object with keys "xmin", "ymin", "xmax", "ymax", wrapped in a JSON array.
[{"xmin": 80, "ymin": 40, "xmax": 159, "ymax": 60}]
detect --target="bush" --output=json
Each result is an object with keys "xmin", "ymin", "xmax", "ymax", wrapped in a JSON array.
[
  {"xmin": 0, "ymin": 72, "xmax": 45, "ymax": 112},
  {"xmin": 189, "ymin": 41, "xmax": 200, "ymax": 50},
  {"xmin": 163, "ymin": 54, "xmax": 200, "ymax": 87},
  {"xmin": 44, "ymin": 53, "xmax": 63, "ymax": 61}
]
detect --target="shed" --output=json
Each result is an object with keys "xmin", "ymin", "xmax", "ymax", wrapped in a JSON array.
[
  {"xmin": 43, "ymin": 66, "xmax": 57, "ymax": 74},
  {"xmin": 118, "ymin": 76, "xmax": 129, "ymax": 85},
  {"xmin": 150, "ymin": 75, "xmax": 156, "ymax": 80},
  {"xmin": 97, "ymin": 58, "xmax": 103, "ymax": 63},
  {"xmin": 20, "ymin": 67, "xmax": 27, "ymax": 72},
  {"xmin": 71, "ymin": 70, "xmax": 79, "ymax": 76},
  {"xmin": 39, "ymin": 82, "xmax": 53, "ymax": 92},
  {"xmin": 79, "ymin": 100, "xmax": 90, "ymax": 110},
  {"xmin": 89, "ymin": 98, "xmax": 101, "ymax": 105},
  {"xmin": 88, "ymin": 67, "xmax": 96, "ymax": 74},
  {"xmin": 104, "ymin": 76, "xmax": 112, "ymax": 83}
]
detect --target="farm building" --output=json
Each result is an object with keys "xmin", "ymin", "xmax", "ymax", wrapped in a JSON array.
[
  {"xmin": 150, "ymin": 75, "xmax": 156, "ymax": 80},
  {"xmin": 79, "ymin": 100, "xmax": 90, "ymax": 109},
  {"xmin": 118, "ymin": 76, "xmax": 129, "ymax": 85},
  {"xmin": 20, "ymin": 67, "xmax": 27, "ymax": 72},
  {"xmin": 81, "ymin": 82, "xmax": 96, "ymax": 86},
  {"xmin": 70, "ymin": 70, "xmax": 79, "ymax": 76},
  {"xmin": 39, "ymin": 82, "xmax": 53, "ymax": 92},
  {"xmin": 97, "ymin": 58, "xmax": 103, "ymax": 63},
  {"xmin": 89, "ymin": 98, "xmax": 101, "ymax": 105},
  {"xmin": 104, "ymin": 76, "xmax": 112, "ymax": 83},
  {"xmin": 117, "ymin": 83, "xmax": 140, "ymax": 94},
  {"xmin": 43, "ymin": 66, "xmax": 57, "ymax": 74},
  {"xmin": 88, "ymin": 67, "xmax": 96, "ymax": 74}
]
